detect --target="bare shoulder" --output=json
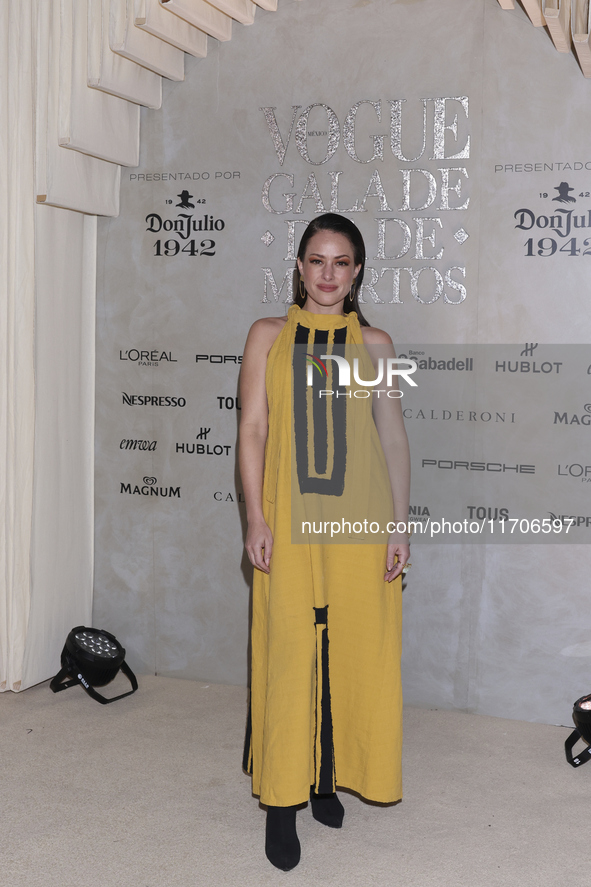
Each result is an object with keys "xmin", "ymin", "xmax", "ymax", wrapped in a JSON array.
[
  {"xmin": 361, "ymin": 325, "xmax": 394, "ymax": 346},
  {"xmin": 244, "ymin": 315, "xmax": 288, "ymax": 355}
]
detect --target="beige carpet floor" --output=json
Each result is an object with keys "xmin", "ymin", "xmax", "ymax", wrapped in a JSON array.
[{"xmin": 1, "ymin": 674, "xmax": 589, "ymax": 886}]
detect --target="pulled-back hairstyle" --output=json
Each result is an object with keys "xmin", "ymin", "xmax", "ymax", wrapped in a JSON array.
[{"xmin": 293, "ymin": 213, "xmax": 370, "ymax": 327}]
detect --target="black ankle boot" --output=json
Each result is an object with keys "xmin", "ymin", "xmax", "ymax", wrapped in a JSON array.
[
  {"xmin": 265, "ymin": 805, "xmax": 300, "ymax": 871},
  {"xmin": 310, "ymin": 789, "xmax": 344, "ymax": 828}
]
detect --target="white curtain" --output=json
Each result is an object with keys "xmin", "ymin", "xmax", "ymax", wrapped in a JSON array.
[
  {"xmin": 1, "ymin": 1, "xmax": 94, "ymax": 691},
  {"xmin": 0, "ymin": 0, "xmax": 37, "ymax": 691}
]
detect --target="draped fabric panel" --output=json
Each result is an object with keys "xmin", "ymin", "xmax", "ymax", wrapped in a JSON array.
[
  {"xmin": 0, "ymin": 0, "xmax": 36, "ymax": 692},
  {"xmin": 543, "ymin": 0, "xmax": 571, "ymax": 52},
  {"xmin": 135, "ymin": 0, "xmax": 208, "ymax": 57},
  {"xmin": 521, "ymin": 0, "xmax": 545, "ymax": 27},
  {"xmin": 22, "ymin": 208, "xmax": 96, "ymax": 690},
  {"xmin": 88, "ymin": 0, "xmax": 163, "ymax": 108},
  {"xmin": 1, "ymin": 1, "xmax": 96, "ymax": 692},
  {"xmin": 204, "ymin": 0, "xmax": 256, "ymax": 26},
  {"xmin": 59, "ymin": 0, "xmax": 141, "ymax": 166},
  {"xmin": 572, "ymin": 0, "xmax": 591, "ymax": 77},
  {"xmin": 496, "ymin": 0, "xmax": 591, "ymax": 70},
  {"xmin": 110, "ymin": 0, "xmax": 186, "ymax": 79},
  {"xmin": 161, "ymin": 0, "xmax": 233, "ymax": 41},
  {"xmin": 36, "ymin": 0, "xmax": 121, "ymax": 215}
]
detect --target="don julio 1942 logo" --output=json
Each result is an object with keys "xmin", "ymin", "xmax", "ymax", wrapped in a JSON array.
[{"xmin": 514, "ymin": 182, "xmax": 591, "ymax": 258}]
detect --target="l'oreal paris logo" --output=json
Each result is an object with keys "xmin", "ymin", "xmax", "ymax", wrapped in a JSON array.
[{"xmin": 306, "ymin": 354, "xmax": 417, "ymax": 389}]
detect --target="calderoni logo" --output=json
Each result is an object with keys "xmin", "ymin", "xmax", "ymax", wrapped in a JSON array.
[
  {"xmin": 402, "ymin": 408, "xmax": 516, "ymax": 423},
  {"xmin": 122, "ymin": 393, "xmax": 186, "ymax": 407},
  {"xmin": 214, "ymin": 490, "xmax": 245, "ymax": 503},
  {"xmin": 119, "ymin": 349, "xmax": 177, "ymax": 367},
  {"xmin": 120, "ymin": 439, "xmax": 157, "ymax": 451},
  {"xmin": 397, "ymin": 351, "xmax": 473, "ymax": 371},
  {"xmin": 120, "ymin": 476, "xmax": 181, "ymax": 498},
  {"xmin": 422, "ymin": 459, "xmax": 535, "ymax": 473},
  {"xmin": 553, "ymin": 404, "xmax": 591, "ymax": 425}
]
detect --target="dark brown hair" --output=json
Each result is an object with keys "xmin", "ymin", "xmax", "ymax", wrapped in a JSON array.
[{"xmin": 293, "ymin": 213, "xmax": 370, "ymax": 327}]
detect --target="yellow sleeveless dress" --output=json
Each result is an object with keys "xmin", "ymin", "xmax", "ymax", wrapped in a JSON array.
[{"xmin": 243, "ymin": 305, "xmax": 403, "ymax": 807}]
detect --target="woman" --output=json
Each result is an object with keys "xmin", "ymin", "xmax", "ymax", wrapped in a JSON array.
[{"xmin": 239, "ymin": 213, "xmax": 410, "ymax": 871}]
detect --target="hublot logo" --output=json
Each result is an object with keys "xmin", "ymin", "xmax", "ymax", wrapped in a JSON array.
[{"xmin": 495, "ymin": 360, "xmax": 562, "ymax": 374}]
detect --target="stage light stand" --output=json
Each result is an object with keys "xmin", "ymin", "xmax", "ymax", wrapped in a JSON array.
[{"xmin": 50, "ymin": 626, "xmax": 138, "ymax": 704}]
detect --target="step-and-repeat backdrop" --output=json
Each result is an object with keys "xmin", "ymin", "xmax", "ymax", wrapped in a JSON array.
[{"xmin": 95, "ymin": 0, "xmax": 591, "ymax": 725}]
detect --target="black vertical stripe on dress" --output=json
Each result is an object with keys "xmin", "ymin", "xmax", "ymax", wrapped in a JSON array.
[
  {"xmin": 329, "ymin": 326, "xmax": 348, "ymax": 498},
  {"xmin": 242, "ymin": 691, "xmax": 253, "ymax": 774},
  {"xmin": 293, "ymin": 323, "xmax": 311, "ymax": 495},
  {"xmin": 314, "ymin": 606, "xmax": 335, "ymax": 794}
]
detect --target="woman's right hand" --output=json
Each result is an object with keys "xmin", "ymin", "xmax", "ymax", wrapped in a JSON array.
[{"xmin": 245, "ymin": 518, "xmax": 274, "ymax": 573}]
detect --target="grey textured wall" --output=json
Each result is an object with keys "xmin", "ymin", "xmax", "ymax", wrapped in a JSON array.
[{"xmin": 94, "ymin": 0, "xmax": 591, "ymax": 725}]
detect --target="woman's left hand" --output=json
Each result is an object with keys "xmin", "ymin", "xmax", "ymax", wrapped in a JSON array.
[{"xmin": 384, "ymin": 542, "xmax": 411, "ymax": 582}]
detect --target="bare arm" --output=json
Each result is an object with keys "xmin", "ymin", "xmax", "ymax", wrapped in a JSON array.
[
  {"xmin": 362, "ymin": 326, "xmax": 411, "ymax": 582},
  {"xmin": 239, "ymin": 318, "xmax": 284, "ymax": 572}
]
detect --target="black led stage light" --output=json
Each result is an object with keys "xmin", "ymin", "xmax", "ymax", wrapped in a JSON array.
[
  {"xmin": 565, "ymin": 694, "xmax": 591, "ymax": 767},
  {"xmin": 50, "ymin": 626, "xmax": 138, "ymax": 704}
]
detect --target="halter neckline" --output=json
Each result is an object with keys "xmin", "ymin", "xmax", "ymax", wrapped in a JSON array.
[{"xmin": 288, "ymin": 305, "xmax": 358, "ymax": 329}]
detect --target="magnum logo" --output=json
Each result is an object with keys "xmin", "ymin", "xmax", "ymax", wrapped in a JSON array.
[{"xmin": 120, "ymin": 477, "xmax": 180, "ymax": 497}]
